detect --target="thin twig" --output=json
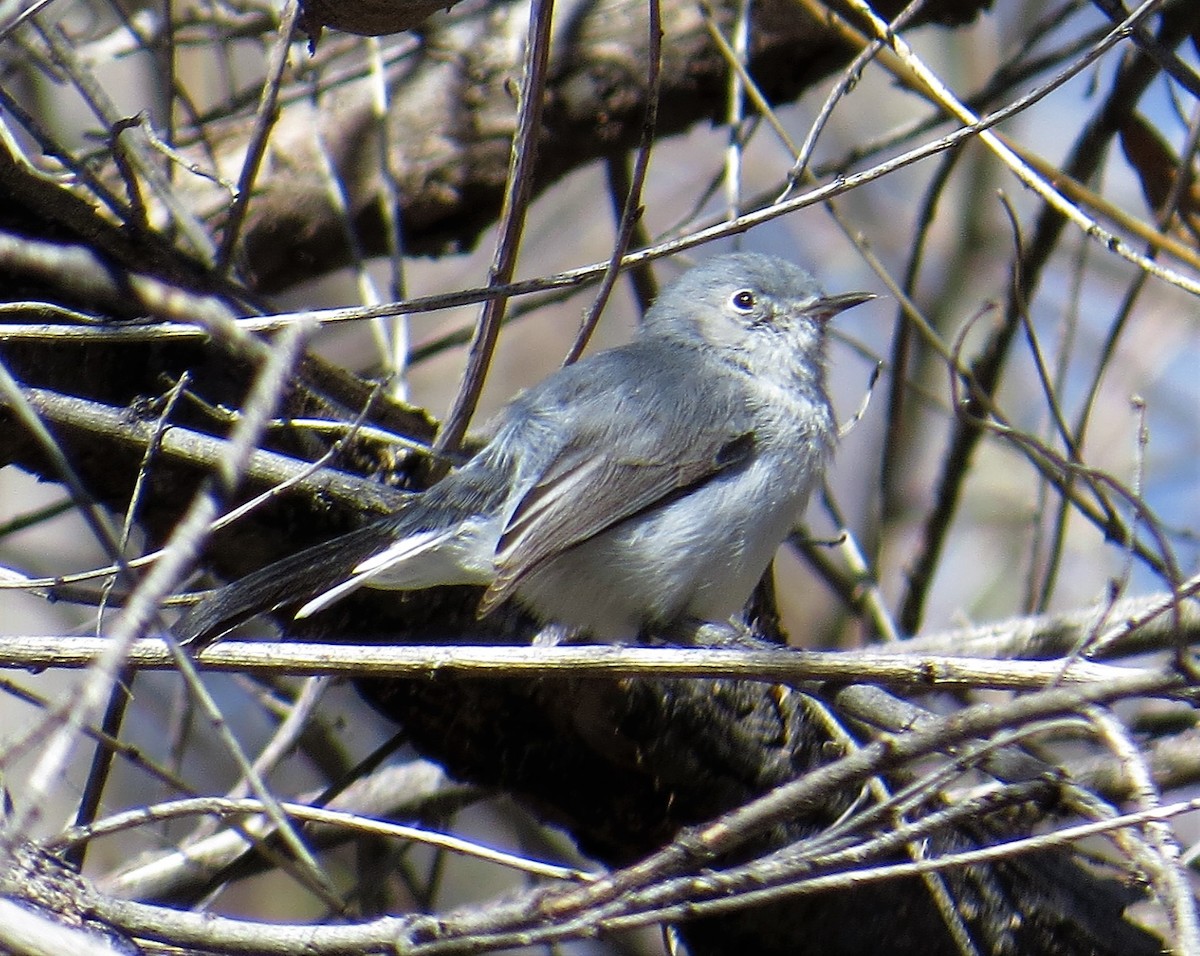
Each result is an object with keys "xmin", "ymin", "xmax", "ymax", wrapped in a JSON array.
[
  {"xmin": 562, "ymin": 0, "xmax": 661, "ymax": 365},
  {"xmin": 215, "ymin": 0, "xmax": 299, "ymax": 273},
  {"xmin": 433, "ymin": 0, "xmax": 556, "ymax": 460}
]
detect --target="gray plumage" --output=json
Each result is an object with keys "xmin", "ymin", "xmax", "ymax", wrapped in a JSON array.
[{"xmin": 178, "ymin": 252, "xmax": 872, "ymax": 646}]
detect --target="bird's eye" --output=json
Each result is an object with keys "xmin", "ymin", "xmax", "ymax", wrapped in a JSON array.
[{"xmin": 730, "ymin": 289, "xmax": 756, "ymax": 312}]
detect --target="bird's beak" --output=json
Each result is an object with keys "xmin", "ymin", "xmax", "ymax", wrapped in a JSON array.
[{"xmin": 810, "ymin": 291, "xmax": 876, "ymax": 321}]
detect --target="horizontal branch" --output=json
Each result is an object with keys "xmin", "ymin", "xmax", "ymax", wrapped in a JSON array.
[
  {"xmin": 13, "ymin": 386, "xmax": 406, "ymax": 513},
  {"xmin": 0, "ymin": 636, "xmax": 1158, "ymax": 691},
  {"xmin": 907, "ymin": 586, "xmax": 1200, "ymax": 660}
]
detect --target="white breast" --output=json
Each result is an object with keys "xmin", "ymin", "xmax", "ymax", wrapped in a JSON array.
[{"xmin": 515, "ymin": 431, "xmax": 829, "ymax": 640}]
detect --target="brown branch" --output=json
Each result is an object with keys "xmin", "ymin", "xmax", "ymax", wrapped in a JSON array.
[{"xmin": 162, "ymin": 0, "xmax": 994, "ymax": 292}]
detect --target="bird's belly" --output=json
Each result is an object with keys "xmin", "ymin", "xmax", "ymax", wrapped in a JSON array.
[{"xmin": 515, "ymin": 452, "xmax": 819, "ymax": 640}]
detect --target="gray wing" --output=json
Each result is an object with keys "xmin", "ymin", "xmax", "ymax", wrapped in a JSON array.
[{"xmin": 478, "ymin": 344, "xmax": 757, "ymax": 616}]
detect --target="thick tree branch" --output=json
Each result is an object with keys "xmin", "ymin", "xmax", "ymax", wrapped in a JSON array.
[{"xmin": 93, "ymin": 0, "xmax": 994, "ymax": 293}]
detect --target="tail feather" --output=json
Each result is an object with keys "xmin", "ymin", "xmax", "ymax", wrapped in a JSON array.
[
  {"xmin": 175, "ymin": 520, "xmax": 401, "ymax": 649},
  {"xmin": 293, "ymin": 528, "xmax": 457, "ymax": 620}
]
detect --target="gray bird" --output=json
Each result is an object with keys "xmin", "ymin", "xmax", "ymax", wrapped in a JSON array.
[{"xmin": 178, "ymin": 252, "xmax": 872, "ymax": 647}]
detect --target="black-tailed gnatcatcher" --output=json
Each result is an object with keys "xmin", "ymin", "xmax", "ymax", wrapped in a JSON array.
[{"xmin": 178, "ymin": 252, "xmax": 872, "ymax": 647}]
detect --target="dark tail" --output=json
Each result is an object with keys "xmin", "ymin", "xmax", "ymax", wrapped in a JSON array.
[{"xmin": 175, "ymin": 520, "xmax": 400, "ymax": 649}]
